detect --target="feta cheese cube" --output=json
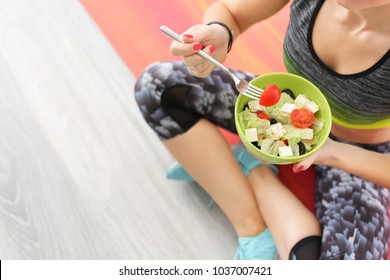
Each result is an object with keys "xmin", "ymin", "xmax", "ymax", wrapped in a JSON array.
[
  {"xmin": 294, "ymin": 94, "xmax": 310, "ymax": 107},
  {"xmin": 305, "ymin": 101, "xmax": 319, "ymax": 113},
  {"xmin": 266, "ymin": 123, "xmax": 286, "ymax": 140},
  {"xmin": 281, "ymin": 103, "xmax": 296, "ymax": 114},
  {"xmin": 245, "ymin": 128, "xmax": 258, "ymax": 142},
  {"xmin": 247, "ymin": 100, "xmax": 265, "ymax": 111},
  {"xmin": 301, "ymin": 128, "xmax": 314, "ymax": 140},
  {"xmin": 294, "ymin": 94, "xmax": 319, "ymax": 113},
  {"xmin": 279, "ymin": 145, "xmax": 293, "ymax": 157}
]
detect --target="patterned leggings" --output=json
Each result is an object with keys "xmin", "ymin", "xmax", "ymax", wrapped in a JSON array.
[{"xmin": 134, "ymin": 61, "xmax": 390, "ymax": 260}]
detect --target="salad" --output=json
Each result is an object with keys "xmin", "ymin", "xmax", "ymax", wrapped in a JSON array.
[{"xmin": 238, "ymin": 85, "xmax": 325, "ymax": 157}]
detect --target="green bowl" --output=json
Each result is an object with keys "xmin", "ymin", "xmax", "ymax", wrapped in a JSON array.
[{"xmin": 234, "ymin": 72, "xmax": 332, "ymax": 164}]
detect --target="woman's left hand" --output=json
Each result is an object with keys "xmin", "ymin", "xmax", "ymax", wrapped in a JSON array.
[{"xmin": 293, "ymin": 137, "xmax": 336, "ymax": 173}]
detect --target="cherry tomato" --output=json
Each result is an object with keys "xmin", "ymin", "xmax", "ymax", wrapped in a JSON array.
[
  {"xmin": 256, "ymin": 111, "xmax": 270, "ymax": 120},
  {"xmin": 259, "ymin": 84, "xmax": 281, "ymax": 106},
  {"xmin": 290, "ymin": 108, "xmax": 315, "ymax": 128}
]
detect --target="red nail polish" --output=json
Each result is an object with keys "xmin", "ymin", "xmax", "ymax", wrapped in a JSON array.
[
  {"xmin": 193, "ymin": 43, "xmax": 202, "ymax": 51},
  {"xmin": 183, "ymin": 34, "xmax": 193, "ymax": 39},
  {"xmin": 294, "ymin": 165, "xmax": 304, "ymax": 173},
  {"xmin": 210, "ymin": 45, "xmax": 216, "ymax": 54}
]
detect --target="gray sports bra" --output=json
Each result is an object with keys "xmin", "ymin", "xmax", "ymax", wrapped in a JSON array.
[{"xmin": 283, "ymin": 0, "xmax": 390, "ymax": 129}]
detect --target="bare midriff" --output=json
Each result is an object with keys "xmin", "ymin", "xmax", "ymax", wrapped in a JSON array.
[{"xmin": 331, "ymin": 122, "xmax": 390, "ymax": 144}]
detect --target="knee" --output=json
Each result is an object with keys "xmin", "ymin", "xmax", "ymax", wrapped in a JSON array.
[
  {"xmin": 247, "ymin": 165, "xmax": 278, "ymax": 186},
  {"xmin": 288, "ymin": 235, "xmax": 322, "ymax": 260},
  {"xmin": 134, "ymin": 62, "xmax": 190, "ymax": 140},
  {"xmin": 134, "ymin": 62, "xmax": 175, "ymax": 108},
  {"xmin": 134, "ymin": 62, "xmax": 173, "ymax": 125}
]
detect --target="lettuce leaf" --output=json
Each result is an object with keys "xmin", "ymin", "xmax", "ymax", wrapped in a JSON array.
[{"xmin": 261, "ymin": 139, "xmax": 285, "ymax": 156}]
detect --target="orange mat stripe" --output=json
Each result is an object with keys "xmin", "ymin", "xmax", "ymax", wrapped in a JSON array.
[{"xmin": 80, "ymin": 0, "xmax": 289, "ymax": 77}]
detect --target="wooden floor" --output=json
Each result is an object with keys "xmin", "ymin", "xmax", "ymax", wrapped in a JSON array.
[{"xmin": 0, "ymin": 0, "xmax": 236, "ymax": 259}]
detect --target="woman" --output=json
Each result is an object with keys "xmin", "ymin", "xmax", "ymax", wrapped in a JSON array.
[{"xmin": 134, "ymin": 0, "xmax": 390, "ymax": 260}]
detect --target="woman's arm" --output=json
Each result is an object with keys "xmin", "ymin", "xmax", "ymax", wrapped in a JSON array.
[
  {"xmin": 204, "ymin": 0, "xmax": 290, "ymax": 40},
  {"xmin": 169, "ymin": 0, "xmax": 289, "ymax": 78},
  {"xmin": 294, "ymin": 138, "xmax": 390, "ymax": 189}
]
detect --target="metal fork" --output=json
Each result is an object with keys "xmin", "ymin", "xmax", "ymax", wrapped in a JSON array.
[{"xmin": 160, "ymin": 25, "xmax": 263, "ymax": 100}]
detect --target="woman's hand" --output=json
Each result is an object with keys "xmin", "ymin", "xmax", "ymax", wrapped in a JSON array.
[
  {"xmin": 292, "ymin": 138, "xmax": 337, "ymax": 173},
  {"xmin": 169, "ymin": 24, "xmax": 229, "ymax": 78},
  {"xmin": 293, "ymin": 137, "xmax": 390, "ymax": 189},
  {"xmin": 247, "ymin": 138, "xmax": 338, "ymax": 172}
]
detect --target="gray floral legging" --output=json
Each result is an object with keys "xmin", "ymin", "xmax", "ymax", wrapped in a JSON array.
[{"xmin": 134, "ymin": 61, "xmax": 390, "ymax": 260}]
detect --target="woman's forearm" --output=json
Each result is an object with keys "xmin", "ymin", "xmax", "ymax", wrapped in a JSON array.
[
  {"xmin": 325, "ymin": 141, "xmax": 390, "ymax": 189},
  {"xmin": 203, "ymin": 0, "xmax": 289, "ymax": 41}
]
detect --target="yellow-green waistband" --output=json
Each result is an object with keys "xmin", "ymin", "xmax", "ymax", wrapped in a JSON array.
[{"xmin": 332, "ymin": 116, "xmax": 390, "ymax": 129}]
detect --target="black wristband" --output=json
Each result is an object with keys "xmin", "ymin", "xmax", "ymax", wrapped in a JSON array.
[{"xmin": 207, "ymin": 21, "xmax": 233, "ymax": 53}]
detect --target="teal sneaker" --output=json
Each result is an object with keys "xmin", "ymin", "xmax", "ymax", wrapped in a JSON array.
[
  {"xmin": 165, "ymin": 162, "xmax": 193, "ymax": 181},
  {"xmin": 165, "ymin": 143, "xmax": 278, "ymax": 181},
  {"xmin": 235, "ymin": 229, "xmax": 278, "ymax": 260}
]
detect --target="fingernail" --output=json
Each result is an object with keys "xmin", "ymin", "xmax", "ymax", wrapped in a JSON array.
[
  {"xmin": 183, "ymin": 34, "xmax": 193, "ymax": 39},
  {"xmin": 294, "ymin": 165, "xmax": 304, "ymax": 173},
  {"xmin": 210, "ymin": 45, "xmax": 216, "ymax": 54},
  {"xmin": 193, "ymin": 43, "xmax": 202, "ymax": 51},
  {"xmin": 298, "ymin": 165, "xmax": 304, "ymax": 172}
]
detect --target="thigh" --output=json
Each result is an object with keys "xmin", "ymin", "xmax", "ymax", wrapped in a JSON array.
[{"xmin": 315, "ymin": 137, "xmax": 390, "ymax": 260}]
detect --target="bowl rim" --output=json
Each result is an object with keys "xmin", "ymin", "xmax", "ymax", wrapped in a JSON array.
[{"xmin": 234, "ymin": 72, "xmax": 332, "ymax": 163}]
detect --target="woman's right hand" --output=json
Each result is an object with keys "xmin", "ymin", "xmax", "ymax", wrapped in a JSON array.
[{"xmin": 169, "ymin": 24, "xmax": 230, "ymax": 78}]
